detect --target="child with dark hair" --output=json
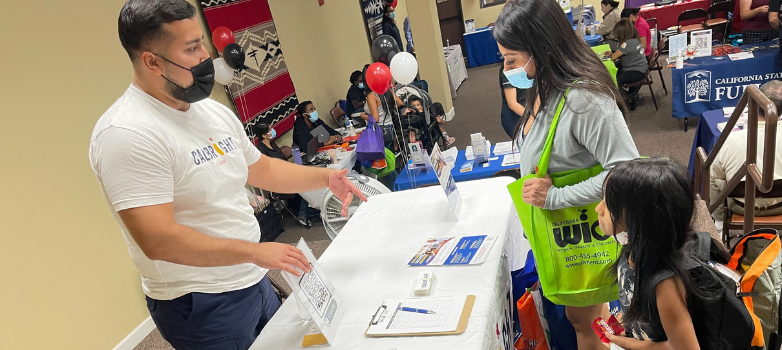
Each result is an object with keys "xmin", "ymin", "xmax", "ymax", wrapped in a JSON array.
[
  {"xmin": 596, "ymin": 158, "xmax": 726, "ymax": 349},
  {"xmin": 408, "ymin": 96, "xmax": 455, "ymax": 146}
]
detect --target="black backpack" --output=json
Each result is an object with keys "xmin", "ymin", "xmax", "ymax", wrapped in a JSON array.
[{"xmin": 683, "ymin": 231, "xmax": 756, "ymax": 349}]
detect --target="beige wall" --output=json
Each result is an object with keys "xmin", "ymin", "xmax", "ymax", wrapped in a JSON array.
[
  {"xmin": 0, "ymin": 1, "xmax": 150, "ymax": 349},
  {"xmin": 268, "ymin": 0, "xmax": 372, "ymax": 140},
  {"xmin": 407, "ymin": 0, "xmax": 454, "ymax": 113}
]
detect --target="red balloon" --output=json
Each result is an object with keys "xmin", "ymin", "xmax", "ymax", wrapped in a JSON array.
[
  {"xmin": 366, "ymin": 62, "xmax": 392, "ymax": 94},
  {"xmin": 212, "ymin": 26, "xmax": 235, "ymax": 53}
]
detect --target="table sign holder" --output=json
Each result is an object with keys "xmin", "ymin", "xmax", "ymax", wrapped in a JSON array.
[
  {"xmin": 690, "ymin": 29, "xmax": 712, "ymax": 57},
  {"xmin": 408, "ymin": 142, "xmax": 428, "ymax": 170},
  {"xmin": 430, "ymin": 144, "xmax": 463, "ymax": 221},
  {"xmin": 470, "ymin": 133, "xmax": 490, "ymax": 165},
  {"xmin": 281, "ymin": 238, "xmax": 346, "ymax": 347}
]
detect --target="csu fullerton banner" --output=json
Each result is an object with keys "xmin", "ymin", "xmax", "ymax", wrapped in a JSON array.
[{"xmin": 672, "ymin": 43, "xmax": 782, "ymax": 119}]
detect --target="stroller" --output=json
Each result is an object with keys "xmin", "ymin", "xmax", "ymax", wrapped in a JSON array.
[{"xmin": 393, "ymin": 85, "xmax": 446, "ymax": 154}]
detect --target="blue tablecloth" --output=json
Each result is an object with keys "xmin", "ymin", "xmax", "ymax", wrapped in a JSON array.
[
  {"xmin": 672, "ymin": 41, "xmax": 782, "ymax": 119},
  {"xmin": 463, "ymin": 27, "xmax": 503, "ymax": 68},
  {"xmin": 394, "ymin": 145, "xmax": 518, "ymax": 191},
  {"xmin": 572, "ymin": 25, "xmax": 602, "ymax": 47},
  {"xmin": 688, "ymin": 109, "xmax": 727, "ymax": 176}
]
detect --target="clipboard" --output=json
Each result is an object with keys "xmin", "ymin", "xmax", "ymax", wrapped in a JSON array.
[{"xmin": 364, "ymin": 295, "xmax": 475, "ymax": 337}]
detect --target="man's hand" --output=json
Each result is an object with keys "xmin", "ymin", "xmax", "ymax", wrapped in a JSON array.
[
  {"xmin": 328, "ymin": 169, "xmax": 368, "ymax": 216},
  {"xmin": 254, "ymin": 242, "xmax": 311, "ymax": 276},
  {"xmin": 522, "ymin": 175, "xmax": 553, "ymax": 208},
  {"xmin": 758, "ymin": 5, "xmax": 770, "ymax": 13}
]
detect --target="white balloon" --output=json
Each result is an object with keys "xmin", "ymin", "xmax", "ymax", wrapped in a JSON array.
[
  {"xmin": 389, "ymin": 52, "xmax": 418, "ymax": 85},
  {"xmin": 214, "ymin": 57, "xmax": 235, "ymax": 85}
]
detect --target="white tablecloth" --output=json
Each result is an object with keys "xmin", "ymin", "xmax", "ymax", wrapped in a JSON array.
[
  {"xmin": 298, "ymin": 149, "xmax": 357, "ymax": 209},
  {"xmin": 253, "ymin": 177, "xmax": 526, "ymax": 350}
]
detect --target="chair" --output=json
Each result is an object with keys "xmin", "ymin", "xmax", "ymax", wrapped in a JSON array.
[
  {"xmin": 705, "ymin": 1, "xmax": 733, "ymax": 43},
  {"xmin": 621, "ymin": 47, "xmax": 661, "ymax": 111},
  {"xmin": 677, "ymin": 8, "xmax": 707, "ymax": 34},
  {"xmin": 330, "ymin": 101, "xmax": 347, "ymax": 126},
  {"xmin": 646, "ymin": 17, "xmax": 660, "ymax": 47},
  {"xmin": 493, "ymin": 168, "xmax": 521, "ymax": 180},
  {"xmin": 722, "ymin": 179, "xmax": 782, "ymax": 246},
  {"xmin": 648, "ymin": 36, "xmax": 669, "ymax": 95}
]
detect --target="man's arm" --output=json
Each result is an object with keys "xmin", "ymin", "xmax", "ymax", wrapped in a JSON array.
[
  {"xmin": 504, "ymin": 88, "xmax": 526, "ymax": 116},
  {"xmin": 248, "ymin": 155, "xmax": 332, "ymax": 193},
  {"xmin": 118, "ymin": 202, "xmax": 310, "ymax": 275},
  {"xmin": 292, "ymin": 124, "xmax": 311, "ymax": 150},
  {"xmin": 771, "ymin": 11, "xmax": 780, "ymax": 28}
]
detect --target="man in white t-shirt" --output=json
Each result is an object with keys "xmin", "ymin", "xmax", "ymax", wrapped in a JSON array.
[
  {"xmin": 711, "ymin": 80, "xmax": 782, "ymax": 231},
  {"xmin": 89, "ymin": 1, "xmax": 366, "ymax": 349}
]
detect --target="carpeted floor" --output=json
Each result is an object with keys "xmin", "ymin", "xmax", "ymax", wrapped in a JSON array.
[{"xmin": 134, "ymin": 55, "xmax": 699, "ymax": 350}]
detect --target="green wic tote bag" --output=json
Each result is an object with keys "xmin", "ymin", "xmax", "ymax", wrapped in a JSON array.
[{"xmin": 507, "ymin": 88, "xmax": 619, "ymax": 307}]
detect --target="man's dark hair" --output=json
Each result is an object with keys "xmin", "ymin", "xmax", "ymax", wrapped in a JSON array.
[
  {"xmin": 118, "ymin": 0, "xmax": 196, "ymax": 62},
  {"xmin": 297, "ymin": 101, "xmax": 314, "ymax": 116},
  {"xmin": 760, "ymin": 80, "xmax": 782, "ymax": 114},
  {"xmin": 350, "ymin": 70, "xmax": 362, "ymax": 84}
]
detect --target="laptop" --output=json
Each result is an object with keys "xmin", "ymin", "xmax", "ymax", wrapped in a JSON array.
[
  {"xmin": 310, "ymin": 125, "xmax": 330, "ymax": 143},
  {"xmin": 305, "ymin": 137, "xmax": 319, "ymax": 164}
]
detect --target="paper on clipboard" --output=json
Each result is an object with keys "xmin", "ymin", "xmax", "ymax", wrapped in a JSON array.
[{"xmin": 366, "ymin": 296, "xmax": 467, "ymax": 335}]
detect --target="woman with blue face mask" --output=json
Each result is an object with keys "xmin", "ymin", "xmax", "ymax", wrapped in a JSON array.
[
  {"xmin": 381, "ymin": 4, "xmax": 404, "ymax": 52},
  {"xmin": 346, "ymin": 70, "xmax": 366, "ymax": 117},
  {"xmin": 292, "ymin": 101, "xmax": 342, "ymax": 153},
  {"xmin": 495, "ymin": 0, "xmax": 639, "ymax": 349}
]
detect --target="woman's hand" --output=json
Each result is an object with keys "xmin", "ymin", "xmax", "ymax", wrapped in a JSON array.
[
  {"xmin": 522, "ymin": 175, "xmax": 552, "ymax": 208},
  {"xmin": 757, "ymin": 5, "xmax": 770, "ymax": 14},
  {"xmin": 605, "ymin": 333, "xmax": 674, "ymax": 350}
]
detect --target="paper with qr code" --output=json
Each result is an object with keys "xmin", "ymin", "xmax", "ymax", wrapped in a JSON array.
[{"xmin": 281, "ymin": 238, "xmax": 345, "ymax": 345}]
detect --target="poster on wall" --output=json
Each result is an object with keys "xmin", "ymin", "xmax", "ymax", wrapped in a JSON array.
[
  {"xmin": 361, "ymin": 0, "xmax": 386, "ymax": 44},
  {"xmin": 199, "ymin": 0, "xmax": 300, "ymax": 143}
]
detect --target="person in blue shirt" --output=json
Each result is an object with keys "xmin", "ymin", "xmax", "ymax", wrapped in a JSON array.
[
  {"xmin": 382, "ymin": 5, "xmax": 404, "ymax": 52},
  {"xmin": 404, "ymin": 16, "xmax": 414, "ymax": 53}
]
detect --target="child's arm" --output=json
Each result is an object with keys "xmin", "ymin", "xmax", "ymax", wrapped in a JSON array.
[{"xmin": 605, "ymin": 277, "xmax": 699, "ymax": 350}]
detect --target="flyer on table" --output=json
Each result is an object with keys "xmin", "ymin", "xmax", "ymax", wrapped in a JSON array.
[{"xmin": 408, "ymin": 235, "xmax": 497, "ymax": 266}]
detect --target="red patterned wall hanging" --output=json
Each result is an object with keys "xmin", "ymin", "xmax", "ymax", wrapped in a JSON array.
[{"xmin": 200, "ymin": 0, "xmax": 299, "ymax": 141}]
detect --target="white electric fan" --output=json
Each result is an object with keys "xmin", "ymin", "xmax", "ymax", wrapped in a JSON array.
[{"xmin": 320, "ymin": 174, "xmax": 391, "ymax": 240}]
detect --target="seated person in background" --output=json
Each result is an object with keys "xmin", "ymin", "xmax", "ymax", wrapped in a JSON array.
[
  {"xmin": 621, "ymin": 7, "xmax": 652, "ymax": 57},
  {"xmin": 408, "ymin": 96, "xmax": 456, "ymax": 146},
  {"xmin": 345, "ymin": 70, "xmax": 365, "ymax": 117},
  {"xmin": 254, "ymin": 123, "xmax": 316, "ymax": 228},
  {"xmin": 292, "ymin": 100, "xmax": 342, "ymax": 151},
  {"xmin": 711, "ymin": 80, "xmax": 782, "ymax": 231},
  {"xmin": 608, "ymin": 19, "xmax": 648, "ymax": 111},
  {"xmin": 595, "ymin": 0, "xmax": 621, "ymax": 50},
  {"xmin": 253, "ymin": 123, "xmax": 289, "ymax": 160}
]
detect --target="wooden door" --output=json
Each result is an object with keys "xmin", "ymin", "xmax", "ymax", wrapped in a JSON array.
[{"xmin": 437, "ymin": 0, "xmax": 465, "ymax": 53}]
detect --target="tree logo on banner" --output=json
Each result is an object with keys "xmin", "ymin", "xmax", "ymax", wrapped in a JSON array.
[{"xmin": 685, "ymin": 70, "xmax": 712, "ymax": 103}]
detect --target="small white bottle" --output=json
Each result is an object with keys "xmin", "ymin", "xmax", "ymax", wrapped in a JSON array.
[{"xmin": 676, "ymin": 50, "xmax": 684, "ymax": 69}]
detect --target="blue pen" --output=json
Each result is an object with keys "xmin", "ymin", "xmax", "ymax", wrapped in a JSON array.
[{"xmin": 400, "ymin": 307, "xmax": 436, "ymax": 314}]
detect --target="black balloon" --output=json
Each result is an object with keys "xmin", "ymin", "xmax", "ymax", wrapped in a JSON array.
[
  {"xmin": 371, "ymin": 35, "xmax": 399, "ymax": 65},
  {"xmin": 223, "ymin": 43, "xmax": 246, "ymax": 70}
]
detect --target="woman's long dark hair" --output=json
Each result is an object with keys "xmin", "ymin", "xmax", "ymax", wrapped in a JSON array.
[
  {"xmin": 613, "ymin": 19, "xmax": 640, "ymax": 44},
  {"xmin": 602, "ymin": 0, "xmax": 620, "ymax": 8},
  {"xmin": 493, "ymin": 0, "xmax": 627, "ymax": 140},
  {"xmin": 603, "ymin": 158, "xmax": 725, "ymax": 326}
]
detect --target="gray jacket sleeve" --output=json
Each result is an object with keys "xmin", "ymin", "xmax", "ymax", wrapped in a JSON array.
[{"xmin": 543, "ymin": 99, "xmax": 639, "ymax": 210}]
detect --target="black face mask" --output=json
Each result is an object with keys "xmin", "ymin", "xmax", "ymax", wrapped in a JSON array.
[{"xmin": 153, "ymin": 53, "xmax": 215, "ymax": 103}]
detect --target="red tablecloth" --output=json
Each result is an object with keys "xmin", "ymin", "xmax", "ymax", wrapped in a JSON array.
[{"xmin": 638, "ymin": 0, "xmax": 710, "ymax": 30}]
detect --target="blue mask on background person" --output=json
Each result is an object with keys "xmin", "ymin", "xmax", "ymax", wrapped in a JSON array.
[
  {"xmin": 389, "ymin": 12, "xmax": 396, "ymax": 19},
  {"xmin": 270, "ymin": 128, "xmax": 276, "ymax": 139},
  {"xmin": 503, "ymin": 57, "xmax": 534, "ymax": 89},
  {"xmin": 358, "ymin": 83, "xmax": 365, "ymax": 89},
  {"xmin": 309, "ymin": 111, "xmax": 319, "ymax": 122}
]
